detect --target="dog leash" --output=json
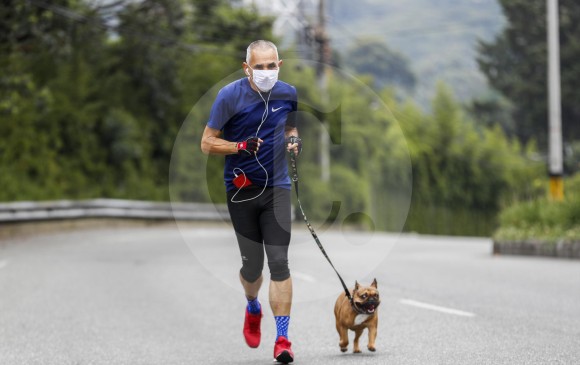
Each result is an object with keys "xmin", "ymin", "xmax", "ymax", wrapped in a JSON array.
[{"xmin": 289, "ymin": 151, "xmax": 360, "ymax": 311}]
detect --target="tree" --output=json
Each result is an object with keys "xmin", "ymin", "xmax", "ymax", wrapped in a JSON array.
[
  {"xmin": 0, "ymin": 0, "xmax": 276, "ymax": 201},
  {"xmin": 0, "ymin": 0, "xmax": 110, "ymax": 200},
  {"xmin": 465, "ymin": 92, "xmax": 515, "ymax": 137},
  {"xmin": 477, "ymin": 0, "xmax": 580, "ymax": 148},
  {"xmin": 190, "ymin": 0, "xmax": 275, "ymax": 55},
  {"xmin": 344, "ymin": 38, "xmax": 416, "ymax": 92}
]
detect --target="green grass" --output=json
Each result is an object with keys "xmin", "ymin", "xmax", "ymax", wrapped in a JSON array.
[{"xmin": 494, "ymin": 174, "xmax": 580, "ymax": 243}]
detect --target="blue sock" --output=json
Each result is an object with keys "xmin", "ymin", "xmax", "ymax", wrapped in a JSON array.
[
  {"xmin": 274, "ymin": 316, "xmax": 290, "ymax": 339},
  {"xmin": 247, "ymin": 297, "xmax": 261, "ymax": 315}
]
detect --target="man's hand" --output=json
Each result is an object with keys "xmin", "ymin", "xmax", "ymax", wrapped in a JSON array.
[
  {"xmin": 237, "ymin": 136, "xmax": 262, "ymax": 155},
  {"xmin": 286, "ymin": 136, "xmax": 302, "ymax": 156}
]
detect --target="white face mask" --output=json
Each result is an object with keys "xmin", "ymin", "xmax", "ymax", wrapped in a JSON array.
[{"xmin": 248, "ymin": 67, "xmax": 279, "ymax": 92}]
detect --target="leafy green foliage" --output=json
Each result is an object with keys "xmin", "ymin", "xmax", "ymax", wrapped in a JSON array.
[
  {"xmin": 344, "ymin": 38, "xmax": 416, "ymax": 91},
  {"xmin": 401, "ymin": 84, "xmax": 542, "ymax": 206},
  {"xmin": 477, "ymin": 0, "xmax": 580, "ymax": 147},
  {"xmin": 265, "ymin": 63, "xmax": 543, "ymax": 235},
  {"xmin": 0, "ymin": 0, "xmax": 546, "ymax": 236},
  {"xmin": 0, "ymin": 0, "xmax": 272, "ymax": 202},
  {"xmin": 495, "ymin": 174, "xmax": 580, "ymax": 242}
]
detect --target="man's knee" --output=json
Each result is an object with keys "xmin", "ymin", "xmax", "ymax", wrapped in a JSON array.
[
  {"xmin": 240, "ymin": 263, "xmax": 263, "ymax": 283},
  {"xmin": 268, "ymin": 260, "xmax": 290, "ymax": 281}
]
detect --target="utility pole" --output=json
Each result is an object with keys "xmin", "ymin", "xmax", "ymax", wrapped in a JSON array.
[
  {"xmin": 253, "ymin": 0, "xmax": 330, "ymax": 180},
  {"xmin": 315, "ymin": 0, "xmax": 330, "ymax": 182},
  {"xmin": 547, "ymin": 0, "xmax": 564, "ymax": 201}
]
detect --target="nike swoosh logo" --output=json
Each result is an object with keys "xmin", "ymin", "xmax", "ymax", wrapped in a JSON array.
[{"xmin": 272, "ymin": 106, "xmax": 283, "ymax": 112}]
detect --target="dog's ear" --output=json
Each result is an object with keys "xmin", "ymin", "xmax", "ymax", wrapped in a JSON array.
[
  {"xmin": 371, "ymin": 278, "xmax": 378, "ymax": 288},
  {"xmin": 354, "ymin": 281, "xmax": 360, "ymax": 292}
]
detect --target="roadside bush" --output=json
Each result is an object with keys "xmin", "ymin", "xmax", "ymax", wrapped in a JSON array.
[{"xmin": 494, "ymin": 174, "xmax": 580, "ymax": 242}]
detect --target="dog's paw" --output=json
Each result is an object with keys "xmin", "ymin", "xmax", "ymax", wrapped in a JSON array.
[
  {"xmin": 340, "ymin": 347, "xmax": 348, "ymax": 353},
  {"xmin": 368, "ymin": 346, "xmax": 376, "ymax": 352},
  {"xmin": 353, "ymin": 348, "xmax": 362, "ymax": 354}
]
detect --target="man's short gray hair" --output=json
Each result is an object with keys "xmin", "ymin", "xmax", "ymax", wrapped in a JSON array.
[{"xmin": 246, "ymin": 40, "xmax": 279, "ymax": 64}]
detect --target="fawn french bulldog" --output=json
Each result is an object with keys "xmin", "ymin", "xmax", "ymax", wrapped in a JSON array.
[{"xmin": 334, "ymin": 279, "xmax": 380, "ymax": 353}]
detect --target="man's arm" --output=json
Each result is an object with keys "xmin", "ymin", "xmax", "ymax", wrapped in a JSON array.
[
  {"xmin": 201, "ymin": 126, "xmax": 237, "ymax": 155},
  {"xmin": 201, "ymin": 126, "xmax": 263, "ymax": 155}
]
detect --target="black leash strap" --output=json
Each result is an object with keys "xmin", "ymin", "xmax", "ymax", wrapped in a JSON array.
[{"xmin": 289, "ymin": 152, "xmax": 356, "ymax": 308}]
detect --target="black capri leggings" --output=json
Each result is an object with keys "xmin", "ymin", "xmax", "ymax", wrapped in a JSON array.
[{"xmin": 227, "ymin": 186, "xmax": 292, "ymax": 282}]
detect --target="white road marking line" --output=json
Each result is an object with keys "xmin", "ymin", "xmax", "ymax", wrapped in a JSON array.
[
  {"xmin": 291, "ymin": 271, "xmax": 316, "ymax": 283},
  {"xmin": 400, "ymin": 299, "xmax": 475, "ymax": 317},
  {"xmin": 0, "ymin": 260, "xmax": 8, "ymax": 269}
]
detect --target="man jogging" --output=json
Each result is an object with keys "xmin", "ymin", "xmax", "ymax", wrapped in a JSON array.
[{"xmin": 200, "ymin": 40, "xmax": 301, "ymax": 364}]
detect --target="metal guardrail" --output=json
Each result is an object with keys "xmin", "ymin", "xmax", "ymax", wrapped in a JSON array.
[{"xmin": 0, "ymin": 199, "xmax": 230, "ymax": 223}]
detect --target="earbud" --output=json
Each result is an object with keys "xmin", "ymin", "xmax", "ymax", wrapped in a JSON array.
[{"xmin": 245, "ymin": 68, "xmax": 250, "ymax": 76}]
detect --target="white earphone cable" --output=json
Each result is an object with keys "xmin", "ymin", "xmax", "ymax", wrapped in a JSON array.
[{"xmin": 230, "ymin": 88, "xmax": 272, "ymax": 203}]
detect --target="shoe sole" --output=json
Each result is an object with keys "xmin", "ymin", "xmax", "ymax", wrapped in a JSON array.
[
  {"xmin": 274, "ymin": 350, "xmax": 294, "ymax": 364},
  {"xmin": 244, "ymin": 339, "xmax": 260, "ymax": 348},
  {"xmin": 245, "ymin": 340, "xmax": 260, "ymax": 348}
]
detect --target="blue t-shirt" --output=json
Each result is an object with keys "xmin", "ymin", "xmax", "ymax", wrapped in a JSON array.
[{"xmin": 207, "ymin": 77, "xmax": 298, "ymax": 192}]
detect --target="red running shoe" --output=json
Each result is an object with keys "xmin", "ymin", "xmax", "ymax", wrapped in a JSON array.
[
  {"xmin": 243, "ymin": 308, "xmax": 262, "ymax": 348},
  {"xmin": 273, "ymin": 336, "xmax": 294, "ymax": 364}
]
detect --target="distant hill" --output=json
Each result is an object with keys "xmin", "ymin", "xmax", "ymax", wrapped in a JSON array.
[
  {"xmin": 327, "ymin": 0, "xmax": 506, "ymax": 106},
  {"xmin": 244, "ymin": 0, "xmax": 506, "ymax": 108}
]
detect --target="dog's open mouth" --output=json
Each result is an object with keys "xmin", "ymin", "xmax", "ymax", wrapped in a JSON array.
[
  {"xmin": 357, "ymin": 301, "xmax": 380, "ymax": 314},
  {"xmin": 365, "ymin": 303, "xmax": 377, "ymax": 314}
]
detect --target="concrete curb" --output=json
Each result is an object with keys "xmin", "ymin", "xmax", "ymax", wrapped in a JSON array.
[{"xmin": 493, "ymin": 240, "xmax": 580, "ymax": 259}]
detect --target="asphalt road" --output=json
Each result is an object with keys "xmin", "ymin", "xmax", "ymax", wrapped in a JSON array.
[{"xmin": 1, "ymin": 224, "xmax": 579, "ymax": 364}]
